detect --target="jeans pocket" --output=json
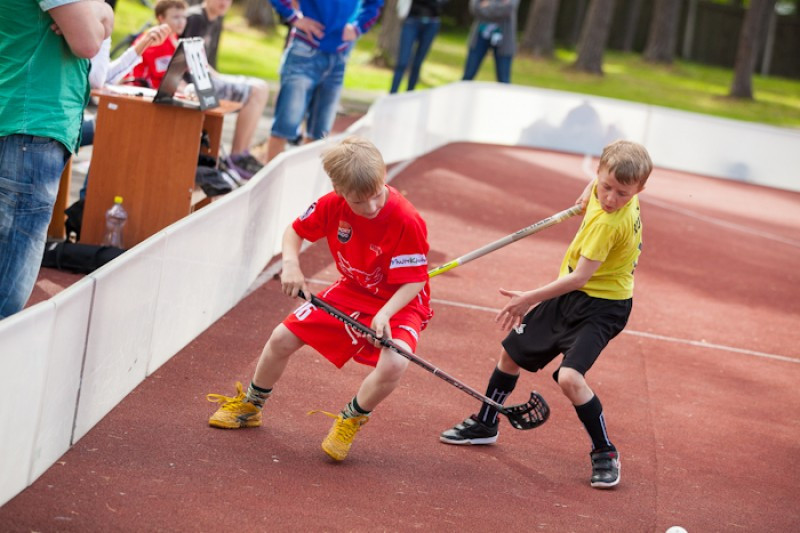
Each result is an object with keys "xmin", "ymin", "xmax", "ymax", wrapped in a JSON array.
[{"xmin": 289, "ymin": 39, "xmax": 317, "ymax": 59}]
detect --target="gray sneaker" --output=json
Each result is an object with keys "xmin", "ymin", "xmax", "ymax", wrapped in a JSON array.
[{"xmin": 440, "ymin": 415, "xmax": 498, "ymax": 445}]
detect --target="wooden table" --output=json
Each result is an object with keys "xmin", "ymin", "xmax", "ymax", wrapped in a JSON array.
[{"xmin": 79, "ymin": 90, "xmax": 241, "ymax": 248}]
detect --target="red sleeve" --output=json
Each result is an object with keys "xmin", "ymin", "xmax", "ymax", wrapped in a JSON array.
[
  {"xmin": 130, "ymin": 36, "xmax": 149, "ymax": 83},
  {"xmin": 291, "ymin": 192, "xmax": 334, "ymax": 243},
  {"xmin": 386, "ymin": 212, "xmax": 429, "ymax": 285}
]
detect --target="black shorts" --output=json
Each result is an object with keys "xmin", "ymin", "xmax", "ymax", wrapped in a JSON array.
[{"xmin": 501, "ymin": 291, "xmax": 632, "ymax": 376}]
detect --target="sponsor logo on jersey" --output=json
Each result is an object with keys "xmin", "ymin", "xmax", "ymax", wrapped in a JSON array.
[
  {"xmin": 337, "ymin": 221, "xmax": 352, "ymax": 243},
  {"xmin": 299, "ymin": 202, "xmax": 317, "ymax": 221},
  {"xmin": 390, "ymin": 253, "xmax": 427, "ymax": 269}
]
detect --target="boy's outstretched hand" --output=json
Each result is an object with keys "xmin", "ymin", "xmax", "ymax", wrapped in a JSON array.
[
  {"xmin": 496, "ymin": 288, "xmax": 532, "ymax": 330},
  {"xmin": 369, "ymin": 311, "xmax": 392, "ymax": 348}
]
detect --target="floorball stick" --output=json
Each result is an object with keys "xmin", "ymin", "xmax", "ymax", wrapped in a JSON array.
[
  {"xmin": 298, "ymin": 291, "xmax": 550, "ymax": 430},
  {"xmin": 427, "ymin": 204, "xmax": 582, "ymax": 278}
]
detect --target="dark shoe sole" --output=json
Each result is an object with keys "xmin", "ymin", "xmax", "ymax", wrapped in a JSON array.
[{"xmin": 439, "ymin": 434, "xmax": 498, "ymax": 445}]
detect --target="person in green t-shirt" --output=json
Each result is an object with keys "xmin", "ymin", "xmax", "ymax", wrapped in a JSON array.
[
  {"xmin": 0, "ymin": 0, "xmax": 113, "ymax": 319},
  {"xmin": 440, "ymin": 140, "xmax": 653, "ymax": 490}
]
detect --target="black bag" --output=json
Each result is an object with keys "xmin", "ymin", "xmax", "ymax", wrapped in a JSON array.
[
  {"xmin": 41, "ymin": 241, "xmax": 126, "ymax": 274},
  {"xmin": 64, "ymin": 198, "xmax": 84, "ymax": 240}
]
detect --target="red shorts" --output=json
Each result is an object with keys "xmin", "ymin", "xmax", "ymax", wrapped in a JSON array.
[{"xmin": 283, "ymin": 285, "xmax": 431, "ymax": 368}]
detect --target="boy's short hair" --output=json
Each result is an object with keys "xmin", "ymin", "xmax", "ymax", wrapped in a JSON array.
[
  {"xmin": 155, "ymin": 0, "xmax": 187, "ymax": 18},
  {"xmin": 322, "ymin": 136, "xmax": 386, "ymax": 198},
  {"xmin": 598, "ymin": 140, "xmax": 653, "ymax": 187}
]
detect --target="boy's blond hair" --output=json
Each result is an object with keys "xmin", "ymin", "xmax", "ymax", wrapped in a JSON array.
[
  {"xmin": 322, "ymin": 136, "xmax": 386, "ymax": 198},
  {"xmin": 599, "ymin": 140, "xmax": 653, "ymax": 187},
  {"xmin": 155, "ymin": 0, "xmax": 187, "ymax": 18}
]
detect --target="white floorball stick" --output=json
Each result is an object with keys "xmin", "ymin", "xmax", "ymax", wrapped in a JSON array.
[{"xmin": 427, "ymin": 205, "xmax": 582, "ymax": 278}]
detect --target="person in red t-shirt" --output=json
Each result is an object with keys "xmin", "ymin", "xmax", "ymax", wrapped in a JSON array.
[
  {"xmin": 130, "ymin": 0, "xmax": 187, "ymax": 88},
  {"xmin": 207, "ymin": 136, "xmax": 433, "ymax": 462}
]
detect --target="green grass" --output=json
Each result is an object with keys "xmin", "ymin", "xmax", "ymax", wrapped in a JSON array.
[{"xmin": 112, "ymin": 0, "xmax": 800, "ymax": 127}]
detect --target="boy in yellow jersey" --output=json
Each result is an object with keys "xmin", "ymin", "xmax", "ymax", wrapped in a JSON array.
[{"xmin": 440, "ymin": 140, "xmax": 653, "ymax": 489}]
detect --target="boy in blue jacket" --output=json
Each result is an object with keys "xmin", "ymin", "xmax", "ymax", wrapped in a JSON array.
[{"xmin": 265, "ymin": 0, "xmax": 383, "ymax": 162}]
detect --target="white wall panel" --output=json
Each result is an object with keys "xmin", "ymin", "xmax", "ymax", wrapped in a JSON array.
[
  {"xmin": 73, "ymin": 238, "xmax": 166, "ymax": 441},
  {"xmin": 646, "ymin": 107, "xmax": 800, "ymax": 192},
  {"xmin": 0, "ymin": 303, "xmax": 55, "ymax": 506},
  {"xmin": 29, "ymin": 277, "xmax": 95, "ymax": 482},
  {"xmin": 148, "ymin": 191, "xmax": 252, "ymax": 374}
]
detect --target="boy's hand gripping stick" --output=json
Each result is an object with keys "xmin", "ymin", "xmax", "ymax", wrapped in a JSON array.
[
  {"xmin": 427, "ymin": 205, "xmax": 582, "ymax": 278},
  {"xmin": 297, "ymin": 291, "xmax": 550, "ymax": 430}
]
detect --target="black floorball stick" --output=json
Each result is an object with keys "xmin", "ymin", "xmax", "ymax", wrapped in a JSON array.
[{"xmin": 298, "ymin": 291, "xmax": 550, "ymax": 430}]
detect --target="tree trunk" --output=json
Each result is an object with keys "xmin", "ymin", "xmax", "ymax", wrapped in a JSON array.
[
  {"xmin": 244, "ymin": 0, "xmax": 277, "ymax": 30},
  {"xmin": 729, "ymin": 0, "xmax": 777, "ymax": 99},
  {"xmin": 519, "ymin": 0, "xmax": 561, "ymax": 58},
  {"xmin": 621, "ymin": 0, "xmax": 643, "ymax": 52},
  {"xmin": 643, "ymin": 0, "xmax": 683, "ymax": 64},
  {"xmin": 572, "ymin": 0, "xmax": 616, "ymax": 75},
  {"xmin": 373, "ymin": 0, "xmax": 403, "ymax": 68}
]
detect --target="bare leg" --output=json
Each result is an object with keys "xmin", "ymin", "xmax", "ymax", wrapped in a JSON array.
[
  {"xmin": 353, "ymin": 340, "xmax": 411, "ymax": 411},
  {"xmin": 230, "ymin": 80, "xmax": 269, "ymax": 155},
  {"xmin": 266, "ymin": 135, "xmax": 288, "ymax": 162},
  {"xmin": 251, "ymin": 324, "xmax": 305, "ymax": 389},
  {"xmin": 557, "ymin": 367, "xmax": 594, "ymax": 406},
  {"xmin": 497, "ymin": 349, "xmax": 521, "ymax": 375}
]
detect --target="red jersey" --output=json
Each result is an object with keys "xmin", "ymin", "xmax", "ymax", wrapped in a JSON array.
[
  {"xmin": 131, "ymin": 35, "xmax": 177, "ymax": 89},
  {"xmin": 292, "ymin": 186, "xmax": 432, "ymax": 316}
]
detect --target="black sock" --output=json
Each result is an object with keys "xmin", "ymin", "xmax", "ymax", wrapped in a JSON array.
[
  {"xmin": 574, "ymin": 394, "xmax": 615, "ymax": 452},
  {"xmin": 476, "ymin": 366, "xmax": 519, "ymax": 427},
  {"xmin": 341, "ymin": 396, "xmax": 371, "ymax": 419}
]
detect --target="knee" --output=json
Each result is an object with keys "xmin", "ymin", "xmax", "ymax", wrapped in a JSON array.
[
  {"xmin": 557, "ymin": 368, "xmax": 587, "ymax": 398},
  {"xmin": 378, "ymin": 349, "xmax": 409, "ymax": 381},
  {"xmin": 267, "ymin": 324, "xmax": 298, "ymax": 357}
]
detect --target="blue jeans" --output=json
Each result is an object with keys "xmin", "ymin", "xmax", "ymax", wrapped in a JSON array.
[
  {"xmin": 390, "ymin": 17, "xmax": 441, "ymax": 93},
  {"xmin": 462, "ymin": 33, "xmax": 513, "ymax": 84},
  {"xmin": 271, "ymin": 39, "xmax": 350, "ymax": 141},
  {"xmin": 0, "ymin": 134, "xmax": 69, "ymax": 318}
]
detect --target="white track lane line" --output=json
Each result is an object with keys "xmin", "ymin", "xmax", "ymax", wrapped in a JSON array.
[
  {"xmin": 303, "ymin": 278, "xmax": 798, "ymax": 364},
  {"xmin": 581, "ymin": 154, "xmax": 800, "ymax": 248}
]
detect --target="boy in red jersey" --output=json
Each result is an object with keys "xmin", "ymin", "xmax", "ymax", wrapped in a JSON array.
[
  {"xmin": 131, "ymin": 0, "xmax": 187, "ymax": 89},
  {"xmin": 207, "ymin": 136, "xmax": 432, "ymax": 461}
]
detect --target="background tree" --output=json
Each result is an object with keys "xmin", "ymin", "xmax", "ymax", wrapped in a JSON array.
[
  {"xmin": 621, "ymin": 0, "xmax": 644, "ymax": 52},
  {"xmin": 373, "ymin": 0, "xmax": 403, "ymax": 68},
  {"xmin": 643, "ymin": 0, "xmax": 683, "ymax": 63},
  {"xmin": 244, "ymin": 0, "xmax": 276, "ymax": 29},
  {"xmin": 729, "ymin": 0, "xmax": 777, "ymax": 98},
  {"xmin": 519, "ymin": 0, "xmax": 561, "ymax": 58},
  {"xmin": 571, "ymin": 0, "xmax": 616, "ymax": 74}
]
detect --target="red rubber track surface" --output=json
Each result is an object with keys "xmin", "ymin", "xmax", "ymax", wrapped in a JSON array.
[{"xmin": 3, "ymin": 144, "xmax": 799, "ymax": 532}]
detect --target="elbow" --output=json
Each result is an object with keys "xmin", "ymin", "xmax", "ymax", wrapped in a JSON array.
[{"xmin": 68, "ymin": 40, "xmax": 103, "ymax": 59}]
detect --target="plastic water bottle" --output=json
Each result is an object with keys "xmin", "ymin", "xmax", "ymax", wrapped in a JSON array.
[{"xmin": 102, "ymin": 195, "xmax": 128, "ymax": 248}]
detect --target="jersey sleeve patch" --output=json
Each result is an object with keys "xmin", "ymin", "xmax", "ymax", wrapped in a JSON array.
[
  {"xmin": 390, "ymin": 254, "xmax": 428, "ymax": 269},
  {"xmin": 299, "ymin": 202, "xmax": 317, "ymax": 221}
]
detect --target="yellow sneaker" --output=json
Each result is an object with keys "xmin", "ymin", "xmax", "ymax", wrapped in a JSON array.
[
  {"xmin": 207, "ymin": 382, "xmax": 262, "ymax": 429},
  {"xmin": 313, "ymin": 411, "xmax": 369, "ymax": 461}
]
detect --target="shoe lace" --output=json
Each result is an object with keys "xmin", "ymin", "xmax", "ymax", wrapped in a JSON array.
[
  {"xmin": 308, "ymin": 410, "xmax": 365, "ymax": 441},
  {"xmin": 207, "ymin": 381, "xmax": 247, "ymax": 410}
]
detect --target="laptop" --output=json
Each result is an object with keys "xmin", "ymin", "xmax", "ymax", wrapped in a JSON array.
[{"xmin": 152, "ymin": 38, "xmax": 218, "ymax": 110}]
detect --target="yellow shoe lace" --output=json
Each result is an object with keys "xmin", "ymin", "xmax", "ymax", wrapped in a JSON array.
[
  {"xmin": 309, "ymin": 410, "xmax": 367, "ymax": 442},
  {"xmin": 207, "ymin": 381, "xmax": 247, "ymax": 411}
]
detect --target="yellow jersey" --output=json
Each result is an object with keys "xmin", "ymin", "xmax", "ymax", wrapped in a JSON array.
[{"xmin": 559, "ymin": 183, "xmax": 642, "ymax": 300}]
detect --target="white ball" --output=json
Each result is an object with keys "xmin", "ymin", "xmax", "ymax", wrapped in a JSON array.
[{"xmin": 665, "ymin": 527, "xmax": 688, "ymax": 533}]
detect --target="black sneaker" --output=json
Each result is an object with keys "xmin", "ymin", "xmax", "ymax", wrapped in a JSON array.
[
  {"xmin": 590, "ymin": 450, "xmax": 620, "ymax": 488},
  {"xmin": 440, "ymin": 415, "xmax": 498, "ymax": 445},
  {"xmin": 230, "ymin": 152, "xmax": 264, "ymax": 177}
]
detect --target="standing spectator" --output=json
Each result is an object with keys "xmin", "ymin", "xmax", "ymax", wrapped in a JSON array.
[
  {"xmin": 462, "ymin": 0, "xmax": 519, "ymax": 84},
  {"xmin": 390, "ymin": 0, "xmax": 448, "ymax": 94},
  {"xmin": 182, "ymin": 0, "xmax": 270, "ymax": 179},
  {"xmin": 0, "ymin": 0, "xmax": 113, "ymax": 319},
  {"xmin": 265, "ymin": 0, "xmax": 384, "ymax": 162}
]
